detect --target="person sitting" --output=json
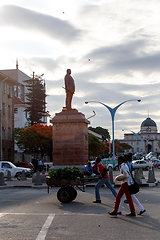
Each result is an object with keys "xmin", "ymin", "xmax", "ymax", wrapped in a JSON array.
[{"xmin": 85, "ymin": 161, "xmax": 93, "ymax": 176}]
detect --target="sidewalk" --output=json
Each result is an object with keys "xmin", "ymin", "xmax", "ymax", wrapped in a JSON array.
[
  {"xmin": 0, "ymin": 178, "xmax": 47, "ymax": 188},
  {"xmin": 1, "ymin": 169, "xmax": 160, "ymax": 188}
]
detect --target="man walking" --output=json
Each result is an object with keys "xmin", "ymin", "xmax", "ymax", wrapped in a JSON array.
[{"xmin": 93, "ymin": 157, "xmax": 117, "ymax": 203}]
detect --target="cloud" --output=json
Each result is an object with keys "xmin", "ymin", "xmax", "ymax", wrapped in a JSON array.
[
  {"xmin": 83, "ymin": 39, "xmax": 160, "ymax": 76},
  {"xmin": 21, "ymin": 57, "xmax": 60, "ymax": 75},
  {"xmin": 0, "ymin": 4, "xmax": 81, "ymax": 43}
]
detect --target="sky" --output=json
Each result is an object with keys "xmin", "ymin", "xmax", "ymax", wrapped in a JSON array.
[{"xmin": 1, "ymin": 0, "xmax": 160, "ymax": 140}]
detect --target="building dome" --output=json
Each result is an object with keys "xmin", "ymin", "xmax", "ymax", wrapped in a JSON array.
[{"xmin": 141, "ymin": 117, "xmax": 157, "ymax": 128}]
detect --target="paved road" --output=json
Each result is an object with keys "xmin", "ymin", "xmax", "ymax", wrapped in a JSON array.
[{"xmin": 0, "ymin": 177, "xmax": 160, "ymax": 240}]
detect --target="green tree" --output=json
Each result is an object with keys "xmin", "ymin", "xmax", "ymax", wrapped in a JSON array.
[
  {"xmin": 14, "ymin": 124, "xmax": 52, "ymax": 160},
  {"xmin": 119, "ymin": 143, "xmax": 132, "ymax": 152},
  {"xmin": 24, "ymin": 73, "xmax": 47, "ymax": 126},
  {"xmin": 88, "ymin": 126, "xmax": 110, "ymax": 142},
  {"xmin": 88, "ymin": 133, "xmax": 106, "ymax": 157}
]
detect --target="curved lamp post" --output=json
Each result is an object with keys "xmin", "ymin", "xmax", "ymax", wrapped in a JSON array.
[
  {"xmin": 122, "ymin": 129, "xmax": 141, "ymax": 154},
  {"xmin": 85, "ymin": 99, "xmax": 141, "ymax": 159}
]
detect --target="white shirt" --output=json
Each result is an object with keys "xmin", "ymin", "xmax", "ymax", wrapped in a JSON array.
[{"xmin": 120, "ymin": 162, "xmax": 132, "ymax": 185}]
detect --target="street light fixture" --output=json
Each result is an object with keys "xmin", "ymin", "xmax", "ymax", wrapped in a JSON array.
[
  {"xmin": 122, "ymin": 129, "xmax": 141, "ymax": 154},
  {"xmin": 85, "ymin": 99, "xmax": 141, "ymax": 159}
]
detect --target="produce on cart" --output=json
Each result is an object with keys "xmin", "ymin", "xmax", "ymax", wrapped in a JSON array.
[
  {"xmin": 46, "ymin": 166, "xmax": 99, "ymax": 203},
  {"xmin": 47, "ymin": 167, "xmax": 84, "ymax": 203}
]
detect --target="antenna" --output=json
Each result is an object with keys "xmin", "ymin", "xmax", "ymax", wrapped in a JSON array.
[{"xmin": 16, "ymin": 58, "xmax": 18, "ymax": 69}]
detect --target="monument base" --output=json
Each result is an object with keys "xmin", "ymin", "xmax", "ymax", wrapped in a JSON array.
[{"xmin": 50, "ymin": 108, "xmax": 90, "ymax": 166}]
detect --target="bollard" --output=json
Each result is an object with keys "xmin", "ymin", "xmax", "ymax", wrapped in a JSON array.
[
  {"xmin": 34, "ymin": 171, "xmax": 43, "ymax": 185},
  {"xmin": 0, "ymin": 172, "xmax": 6, "ymax": 186},
  {"xmin": 21, "ymin": 170, "xmax": 27, "ymax": 180},
  {"xmin": 6, "ymin": 170, "xmax": 12, "ymax": 181},
  {"xmin": 147, "ymin": 168, "xmax": 156, "ymax": 183},
  {"xmin": 134, "ymin": 169, "xmax": 142, "ymax": 184},
  {"xmin": 138, "ymin": 168, "xmax": 145, "ymax": 179},
  {"xmin": 109, "ymin": 169, "xmax": 114, "ymax": 184}
]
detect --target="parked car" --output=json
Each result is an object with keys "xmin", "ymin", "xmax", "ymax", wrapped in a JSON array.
[
  {"xmin": 101, "ymin": 158, "xmax": 119, "ymax": 171},
  {"xmin": 90, "ymin": 159, "xmax": 118, "ymax": 171},
  {"xmin": 15, "ymin": 162, "xmax": 34, "ymax": 171},
  {"xmin": 144, "ymin": 152, "xmax": 158, "ymax": 161},
  {"xmin": 150, "ymin": 159, "xmax": 160, "ymax": 168},
  {"xmin": 0, "ymin": 161, "xmax": 32, "ymax": 180},
  {"xmin": 131, "ymin": 160, "xmax": 153, "ymax": 170}
]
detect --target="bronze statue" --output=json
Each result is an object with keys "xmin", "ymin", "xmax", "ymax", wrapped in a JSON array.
[{"xmin": 64, "ymin": 69, "xmax": 75, "ymax": 109}]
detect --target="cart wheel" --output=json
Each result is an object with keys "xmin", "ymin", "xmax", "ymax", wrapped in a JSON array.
[
  {"xmin": 69, "ymin": 186, "xmax": 77, "ymax": 201},
  {"xmin": 57, "ymin": 187, "xmax": 73, "ymax": 203}
]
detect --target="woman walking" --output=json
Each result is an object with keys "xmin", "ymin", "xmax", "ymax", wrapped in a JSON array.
[{"xmin": 108, "ymin": 156, "xmax": 136, "ymax": 216}]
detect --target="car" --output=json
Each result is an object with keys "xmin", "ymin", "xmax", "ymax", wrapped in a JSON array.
[
  {"xmin": 0, "ymin": 161, "xmax": 32, "ymax": 180},
  {"xmin": 131, "ymin": 160, "xmax": 153, "ymax": 170},
  {"xmin": 90, "ymin": 159, "xmax": 118, "ymax": 171},
  {"xmin": 15, "ymin": 162, "xmax": 34, "ymax": 171},
  {"xmin": 150, "ymin": 159, "xmax": 160, "ymax": 168},
  {"xmin": 101, "ymin": 158, "xmax": 119, "ymax": 171}
]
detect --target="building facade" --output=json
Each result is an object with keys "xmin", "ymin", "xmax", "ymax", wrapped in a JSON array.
[
  {"xmin": 0, "ymin": 72, "xmax": 18, "ymax": 161},
  {"xmin": 1, "ymin": 64, "xmax": 49, "ymax": 162},
  {"xmin": 119, "ymin": 116, "xmax": 160, "ymax": 155}
]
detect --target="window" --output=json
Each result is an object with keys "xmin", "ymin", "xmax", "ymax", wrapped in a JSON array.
[
  {"xmin": 2, "ymin": 163, "xmax": 10, "ymax": 169},
  {"xmin": 2, "ymin": 83, "xmax": 6, "ymax": 93},
  {"xmin": 14, "ymin": 86, "xmax": 18, "ymax": 97},
  {"xmin": 8, "ymin": 127, "xmax": 11, "ymax": 140},
  {"xmin": 2, "ymin": 127, "xmax": 5, "ymax": 139},
  {"xmin": 7, "ymin": 84, "xmax": 9, "ymax": 94},
  {"xmin": 14, "ymin": 108, "xmax": 18, "ymax": 114},
  {"xmin": 8, "ymin": 105, "xmax": 10, "ymax": 118},
  {"xmin": 2, "ymin": 103, "xmax": 5, "ymax": 116}
]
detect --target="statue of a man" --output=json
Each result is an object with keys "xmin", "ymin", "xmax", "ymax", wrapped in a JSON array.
[{"xmin": 64, "ymin": 69, "xmax": 75, "ymax": 109}]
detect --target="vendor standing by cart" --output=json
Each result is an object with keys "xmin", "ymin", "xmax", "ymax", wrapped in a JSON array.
[{"xmin": 93, "ymin": 157, "xmax": 117, "ymax": 203}]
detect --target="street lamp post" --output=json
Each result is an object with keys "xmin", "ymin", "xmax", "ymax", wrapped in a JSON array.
[
  {"xmin": 131, "ymin": 131, "xmax": 141, "ymax": 154},
  {"xmin": 141, "ymin": 137, "xmax": 144, "ymax": 155},
  {"xmin": 122, "ymin": 130, "xmax": 141, "ymax": 154},
  {"xmin": 145, "ymin": 139, "xmax": 149, "ymax": 154},
  {"xmin": 85, "ymin": 99, "xmax": 141, "ymax": 159}
]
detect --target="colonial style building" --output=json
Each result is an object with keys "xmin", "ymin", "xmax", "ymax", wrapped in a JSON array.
[
  {"xmin": 120, "ymin": 116, "xmax": 160, "ymax": 155},
  {"xmin": 1, "ymin": 63, "xmax": 49, "ymax": 162},
  {"xmin": 0, "ymin": 71, "xmax": 18, "ymax": 161}
]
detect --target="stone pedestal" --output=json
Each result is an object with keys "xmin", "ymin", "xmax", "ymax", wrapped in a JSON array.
[{"xmin": 50, "ymin": 108, "xmax": 90, "ymax": 166}]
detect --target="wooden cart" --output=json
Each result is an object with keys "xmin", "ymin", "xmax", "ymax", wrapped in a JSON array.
[{"xmin": 46, "ymin": 176, "xmax": 99, "ymax": 203}]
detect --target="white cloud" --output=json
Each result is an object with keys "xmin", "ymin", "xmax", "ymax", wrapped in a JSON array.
[
  {"xmin": 1, "ymin": 0, "xmax": 160, "ymax": 140},
  {"xmin": 0, "ymin": 4, "xmax": 81, "ymax": 43}
]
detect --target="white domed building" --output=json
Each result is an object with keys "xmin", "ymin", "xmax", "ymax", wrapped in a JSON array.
[{"xmin": 120, "ymin": 116, "xmax": 160, "ymax": 155}]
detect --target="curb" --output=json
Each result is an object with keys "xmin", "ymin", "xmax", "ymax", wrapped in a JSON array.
[{"xmin": 0, "ymin": 184, "xmax": 48, "ymax": 189}]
